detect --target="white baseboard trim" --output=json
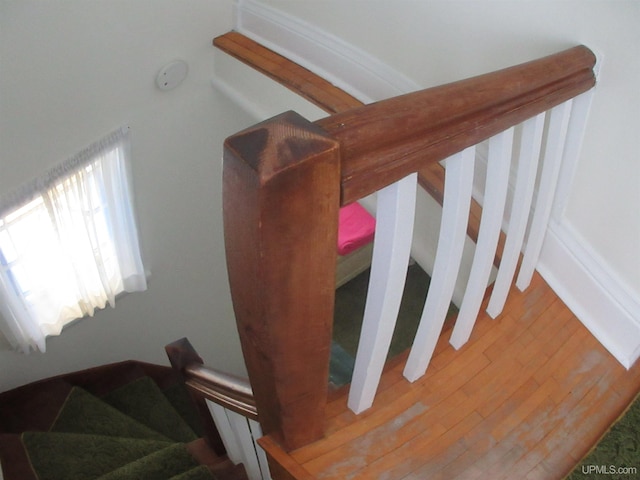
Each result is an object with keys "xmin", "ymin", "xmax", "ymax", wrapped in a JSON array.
[
  {"xmin": 234, "ymin": 0, "xmax": 420, "ymax": 103},
  {"xmin": 211, "ymin": 77, "xmax": 269, "ymax": 122},
  {"xmin": 537, "ymin": 222, "xmax": 640, "ymax": 369}
]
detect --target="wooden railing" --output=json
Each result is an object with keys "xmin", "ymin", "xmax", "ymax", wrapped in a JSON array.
[
  {"xmin": 165, "ymin": 338, "xmax": 271, "ymax": 479},
  {"xmin": 166, "ymin": 338, "xmax": 257, "ymax": 419},
  {"xmin": 222, "ymin": 46, "xmax": 597, "ymax": 452}
]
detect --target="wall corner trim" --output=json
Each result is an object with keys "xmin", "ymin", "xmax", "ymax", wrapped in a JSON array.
[{"xmin": 234, "ymin": 0, "xmax": 421, "ymax": 103}]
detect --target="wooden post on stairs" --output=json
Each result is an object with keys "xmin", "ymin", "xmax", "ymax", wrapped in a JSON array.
[
  {"xmin": 222, "ymin": 111, "xmax": 341, "ymax": 451},
  {"xmin": 165, "ymin": 338, "xmax": 227, "ymax": 456}
]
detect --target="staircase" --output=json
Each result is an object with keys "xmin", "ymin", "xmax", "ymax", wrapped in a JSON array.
[{"xmin": 0, "ymin": 361, "xmax": 248, "ymax": 480}]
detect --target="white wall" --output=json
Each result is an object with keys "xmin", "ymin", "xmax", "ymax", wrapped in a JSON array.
[
  {"xmin": 259, "ymin": 0, "xmax": 639, "ymax": 299},
  {"xmin": 0, "ymin": 0, "xmax": 254, "ymax": 391}
]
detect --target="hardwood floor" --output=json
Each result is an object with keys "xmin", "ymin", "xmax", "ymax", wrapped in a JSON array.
[
  {"xmin": 263, "ymin": 273, "xmax": 640, "ymax": 479},
  {"xmin": 214, "ymin": 32, "xmax": 640, "ymax": 478}
]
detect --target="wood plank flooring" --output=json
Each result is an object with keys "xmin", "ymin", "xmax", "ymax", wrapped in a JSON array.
[
  {"xmin": 214, "ymin": 32, "xmax": 640, "ymax": 479},
  {"xmin": 262, "ymin": 273, "xmax": 640, "ymax": 479}
]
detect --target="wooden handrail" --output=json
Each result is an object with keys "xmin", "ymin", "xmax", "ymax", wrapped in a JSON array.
[
  {"xmin": 165, "ymin": 338, "xmax": 256, "ymax": 418},
  {"xmin": 212, "ymin": 31, "xmax": 512, "ymax": 267},
  {"xmin": 214, "ymin": 31, "xmax": 362, "ymax": 114},
  {"xmin": 165, "ymin": 338, "xmax": 258, "ymax": 452},
  {"xmin": 184, "ymin": 364, "xmax": 258, "ymax": 421},
  {"xmin": 222, "ymin": 45, "xmax": 597, "ymax": 453},
  {"xmin": 315, "ymin": 45, "xmax": 596, "ymax": 204}
]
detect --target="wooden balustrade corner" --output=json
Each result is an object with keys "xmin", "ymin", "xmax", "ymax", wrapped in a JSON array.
[{"xmin": 220, "ymin": 44, "xmax": 597, "ymax": 453}]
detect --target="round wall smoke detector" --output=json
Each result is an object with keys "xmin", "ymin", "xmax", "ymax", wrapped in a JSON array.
[{"xmin": 156, "ymin": 60, "xmax": 188, "ymax": 91}]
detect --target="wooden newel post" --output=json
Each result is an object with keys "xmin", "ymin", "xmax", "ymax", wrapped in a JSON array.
[{"xmin": 223, "ymin": 111, "xmax": 341, "ymax": 451}]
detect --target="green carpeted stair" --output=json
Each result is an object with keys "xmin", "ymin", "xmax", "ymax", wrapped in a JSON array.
[
  {"xmin": 22, "ymin": 432, "xmax": 174, "ymax": 480},
  {"xmin": 0, "ymin": 366, "xmax": 224, "ymax": 480}
]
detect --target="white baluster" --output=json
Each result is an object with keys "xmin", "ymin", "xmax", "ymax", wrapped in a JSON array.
[
  {"xmin": 450, "ymin": 128, "xmax": 514, "ymax": 349},
  {"xmin": 517, "ymin": 100, "xmax": 572, "ymax": 291},
  {"xmin": 248, "ymin": 420, "xmax": 272, "ymax": 480},
  {"xmin": 487, "ymin": 113, "xmax": 545, "ymax": 318},
  {"xmin": 206, "ymin": 401, "xmax": 243, "ymax": 465},
  {"xmin": 551, "ymin": 91, "xmax": 596, "ymax": 221},
  {"xmin": 404, "ymin": 148, "xmax": 475, "ymax": 382},
  {"xmin": 348, "ymin": 174, "xmax": 417, "ymax": 414},
  {"xmin": 207, "ymin": 401, "xmax": 268, "ymax": 480},
  {"xmin": 227, "ymin": 412, "xmax": 265, "ymax": 480}
]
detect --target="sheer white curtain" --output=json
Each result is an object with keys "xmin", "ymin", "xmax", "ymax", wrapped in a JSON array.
[{"xmin": 0, "ymin": 127, "xmax": 147, "ymax": 353}]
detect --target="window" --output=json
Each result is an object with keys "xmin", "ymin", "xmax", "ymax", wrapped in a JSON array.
[{"xmin": 0, "ymin": 128, "xmax": 147, "ymax": 353}]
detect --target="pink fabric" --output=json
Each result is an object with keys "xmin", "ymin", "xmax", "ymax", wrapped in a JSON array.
[{"xmin": 337, "ymin": 202, "xmax": 376, "ymax": 256}]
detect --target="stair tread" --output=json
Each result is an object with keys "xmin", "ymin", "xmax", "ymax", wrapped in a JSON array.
[
  {"xmin": 0, "ymin": 363, "xmax": 228, "ymax": 480},
  {"xmin": 52, "ymin": 386, "xmax": 170, "ymax": 441},
  {"xmin": 163, "ymin": 382, "xmax": 205, "ymax": 437},
  {"xmin": 169, "ymin": 465, "xmax": 217, "ymax": 480},
  {"xmin": 22, "ymin": 431, "xmax": 172, "ymax": 480},
  {"xmin": 186, "ymin": 438, "xmax": 228, "ymax": 469},
  {"xmin": 209, "ymin": 463, "xmax": 251, "ymax": 480},
  {"xmin": 95, "ymin": 442, "xmax": 199, "ymax": 480},
  {"xmin": 103, "ymin": 376, "xmax": 198, "ymax": 443}
]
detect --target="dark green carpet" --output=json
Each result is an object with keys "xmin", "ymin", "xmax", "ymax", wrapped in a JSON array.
[
  {"xmin": 103, "ymin": 377, "xmax": 198, "ymax": 443},
  {"xmin": 95, "ymin": 443, "xmax": 198, "ymax": 480},
  {"xmin": 18, "ymin": 377, "xmax": 216, "ymax": 480},
  {"xmin": 566, "ymin": 392, "xmax": 640, "ymax": 479},
  {"xmin": 51, "ymin": 387, "xmax": 170, "ymax": 441},
  {"xmin": 330, "ymin": 262, "xmax": 458, "ymax": 386},
  {"xmin": 23, "ymin": 432, "xmax": 172, "ymax": 480},
  {"xmin": 163, "ymin": 382, "xmax": 205, "ymax": 438}
]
